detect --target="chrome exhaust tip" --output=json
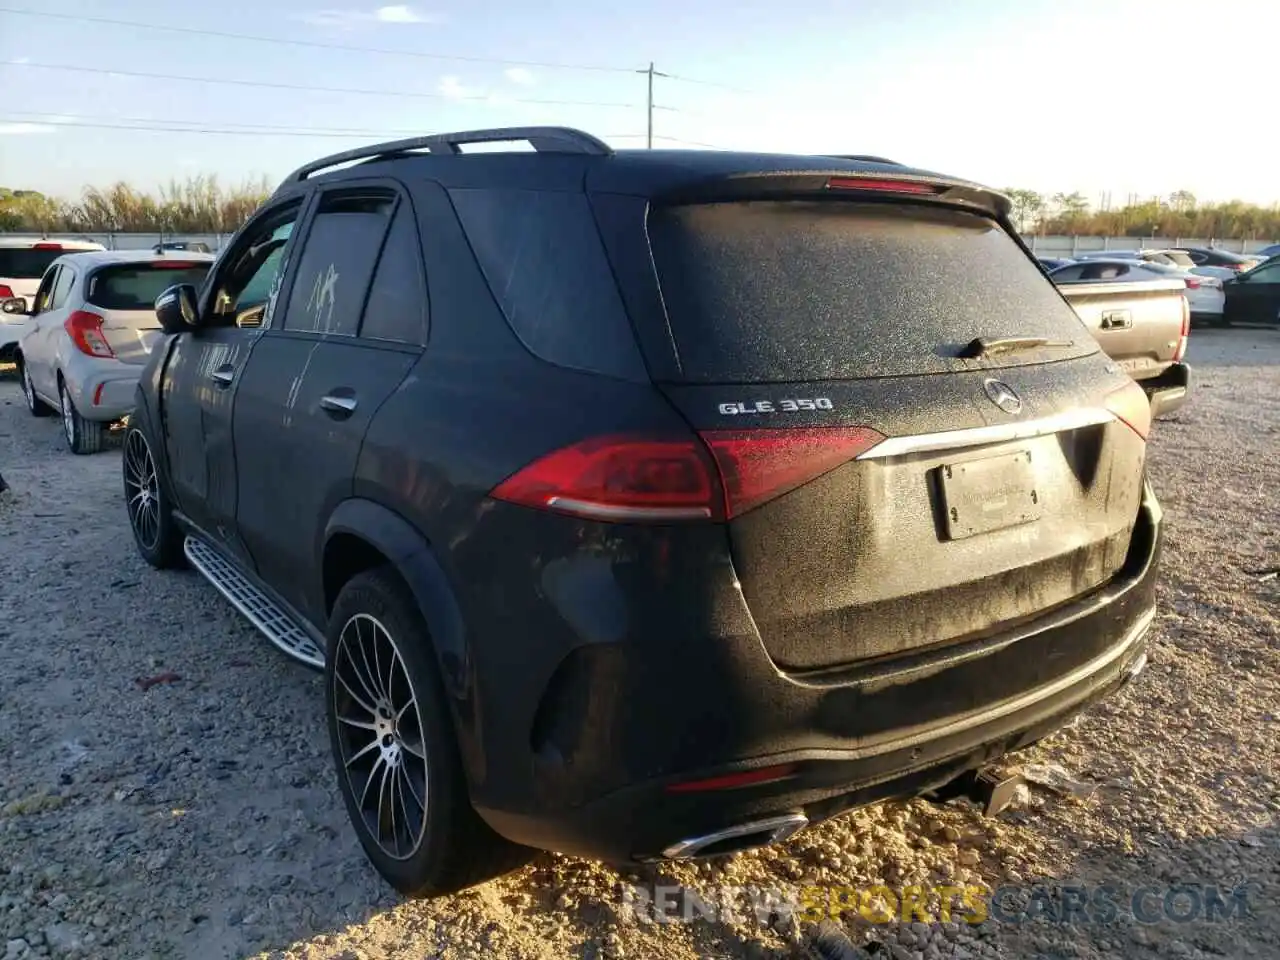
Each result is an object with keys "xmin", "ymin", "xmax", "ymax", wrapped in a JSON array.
[{"xmin": 661, "ymin": 813, "xmax": 809, "ymax": 860}]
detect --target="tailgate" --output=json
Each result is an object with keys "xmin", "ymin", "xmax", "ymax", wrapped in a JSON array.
[
  {"xmin": 628, "ymin": 194, "xmax": 1148, "ymax": 673},
  {"xmin": 1056, "ymin": 280, "xmax": 1188, "ymax": 380}
]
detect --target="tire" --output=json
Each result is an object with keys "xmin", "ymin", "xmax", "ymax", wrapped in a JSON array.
[
  {"xmin": 325, "ymin": 567, "xmax": 533, "ymax": 897},
  {"xmin": 59, "ymin": 379, "xmax": 105, "ymax": 455},
  {"xmin": 19, "ymin": 358, "xmax": 54, "ymax": 417},
  {"xmin": 122, "ymin": 425, "xmax": 186, "ymax": 569}
]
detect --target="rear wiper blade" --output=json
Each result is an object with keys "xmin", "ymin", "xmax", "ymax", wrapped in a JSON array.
[{"xmin": 960, "ymin": 336, "xmax": 1074, "ymax": 359}]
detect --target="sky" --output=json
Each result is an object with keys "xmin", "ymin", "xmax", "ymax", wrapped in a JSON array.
[{"xmin": 1, "ymin": 0, "xmax": 1277, "ymax": 205}]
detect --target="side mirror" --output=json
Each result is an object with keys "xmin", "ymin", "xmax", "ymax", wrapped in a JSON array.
[
  {"xmin": 1, "ymin": 297, "xmax": 29, "ymax": 316},
  {"xmin": 154, "ymin": 284, "xmax": 200, "ymax": 334}
]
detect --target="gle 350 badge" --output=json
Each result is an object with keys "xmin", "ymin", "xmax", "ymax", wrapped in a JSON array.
[{"xmin": 718, "ymin": 398, "xmax": 835, "ymax": 415}]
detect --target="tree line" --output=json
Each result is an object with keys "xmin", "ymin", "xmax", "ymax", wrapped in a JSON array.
[
  {"xmin": 1, "ymin": 178, "xmax": 1278, "ymax": 240},
  {"xmin": 1005, "ymin": 189, "xmax": 1280, "ymax": 239},
  {"xmin": 0, "ymin": 177, "xmax": 270, "ymax": 234}
]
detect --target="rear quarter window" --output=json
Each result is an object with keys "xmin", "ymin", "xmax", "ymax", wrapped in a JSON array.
[
  {"xmin": 449, "ymin": 188, "xmax": 648, "ymax": 381},
  {"xmin": 647, "ymin": 200, "xmax": 1097, "ymax": 383}
]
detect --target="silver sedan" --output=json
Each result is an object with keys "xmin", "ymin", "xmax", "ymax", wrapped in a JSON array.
[{"xmin": 6, "ymin": 250, "xmax": 213, "ymax": 453}]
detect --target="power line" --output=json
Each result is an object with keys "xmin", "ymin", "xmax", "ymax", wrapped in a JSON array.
[
  {"xmin": 0, "ymin": 7, "xmax": 633, "ymax": 74},
  {"xmin": 2, "ymin": 110, "xmax": 435, "ymax": 137},
  {"xmin": 0, "ymin": 112, "xmax": 665, "ymax": 145},
  {"xmin": 0, "ymin": 7, "xmax": 754, "ymax": 95},
  {"xmin": 1, "ymin": 61, "xmax": 637, "ymax": 109}
]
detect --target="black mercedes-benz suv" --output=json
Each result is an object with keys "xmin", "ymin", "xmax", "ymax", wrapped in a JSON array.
[{"xmin": 124, "ymin": 127, "xmax": 1161, "ymax": 897}]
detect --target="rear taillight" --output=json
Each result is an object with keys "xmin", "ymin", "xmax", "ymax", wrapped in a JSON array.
[
  {"xmin": 64, "ymin": 310, "xmax": 115, "ymax": 358},
  {"xmin": 1173, "ymin": 295, "xmax": 1190, "ymax": 363},
  {"xmin": 0, "ymin": 284, "xmax": 13, "ymax": 299},
  {"xmin": 700, "ymin": 427, "xmax": 886, "ymax": 518},
  {"xmin": 825, "ymin": 177, "xmax": 941, "ymax": 196},
  {"xmin": 489, "ymin": 427, "xmax": 886, "ymax": 523},
  {"xmin": 1104, "ymin": 379, "xmax": 1152, "ymax": 441},
  {"xmin": 1184, "ymin": 277, "xmax": 1202, "ymax": 289}
]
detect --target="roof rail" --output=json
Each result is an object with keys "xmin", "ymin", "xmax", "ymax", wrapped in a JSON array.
[
  {"xmin": 279, "ymin": 126, "xmax": 613, "ymax": 186},
  {"xmin": 826, "ymin": 154, "xmax": 902, "ymax": 165}
]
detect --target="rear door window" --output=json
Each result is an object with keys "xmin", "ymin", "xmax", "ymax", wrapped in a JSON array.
[
  {"xmin": 49, "ymin": 265, "xmax": 77, "ymax": 309},
  {"xmin": 283, "ymin": 192, "xmax": 394, "ymax": 337},
  {"xmin": 359, "ymin": 203, "xmax": 428, "ymax": 346},
  {"xmin": 86, "ymin": 263, "xmax": 212, "ymax": 310},
  {"xmin": 646, "ymin": 200, "xmax": 1096, "ymax": 383}
]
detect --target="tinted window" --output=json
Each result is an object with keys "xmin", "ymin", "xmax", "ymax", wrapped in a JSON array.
[
  {"xmin": 284, "ymin": 193, "xmax": 393, "ymax": 336},
  {"xmin": 210, "ymin": 203, "xmax": 302, "ymax": 326},
  {"xmin": 450, "ymin": 188, "xmax": 647, "ymax": 380},
  {"xmin": 647, "ymin": 201, "xmax": 1096, "ymax": 383},
  {"xmin": 0, "ymin": 249, "xmax": 67, "ymax": 279},
  {"xmin": 360, "ymin": 203, "xmax": 428, "ymax": 345},
  {"xmin": 1049, "ymin": 264, "xmax": 1085, "ymax": 282},
  {"xmin": 50, "ymin": 265, "xmax": 77, "ymax": 309},
  {"xmin": 86, "ymin": 263, "xmax": 211, "ymax": 310}
]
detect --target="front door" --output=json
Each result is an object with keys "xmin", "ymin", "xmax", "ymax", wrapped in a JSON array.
[
  {"xmin": 1225, "ymin": 261, "xmax": 1280, "ymax": 325},
  {"xmin": 231, "ymin": 185, "xmax": 426, "ymax": 623},
  {"xmin": 161, "ymin": 196, "xmax": 308, "ymax": 563},
  {"xmin": 26, "ymin": 263, "xmax": 77, "ymax": 400}
]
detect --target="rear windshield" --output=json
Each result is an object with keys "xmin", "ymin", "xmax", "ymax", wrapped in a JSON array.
[
  {"xmin": 0, "ymin": 248, "xmax": 65, "ymax": 279},
  {"xmin": 86, "ymin": 263, "xmax": 211, "ymax": 310},
  {"xmin": 647, "ymin": 201, "xmax": 1096, "ymax": 383}
]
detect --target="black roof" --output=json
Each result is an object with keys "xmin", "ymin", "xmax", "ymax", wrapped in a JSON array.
[{"xmin": 272, "ymin": 126, "xmax": 1010, "ymax": 218}]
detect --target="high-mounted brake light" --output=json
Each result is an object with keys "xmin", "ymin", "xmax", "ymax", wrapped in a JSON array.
[
  {"xmin": 150, "ymin": 261, "xmax": 198, "ymax": 269},
  {"xmin": 64, "ymin": 310, "xmax": 115, "ymax": 359},
  {"xmin": 825, "ymin": 177, "xmax": 940, "ymax": 195},
  {"xmin": 1104, "ymin": 379, "xmax": 1151, "ymax": 441},
  {"xmin": 489, "ymin": 426, "xmax": 886, "ymax": 523},
  {"xmin": 32, "ymin": 242, "xmax": 62, "ymax": 251}
]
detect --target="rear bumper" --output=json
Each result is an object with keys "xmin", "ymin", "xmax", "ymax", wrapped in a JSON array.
[
  {"xmin": 61, "ymin": 354, "xmax": 143, "ymax": 421},
  {"xmin": 1142, "ymin": 362, "xmax": 1191, "ymax": 418},
  {"xmin": 472, "ymin": 482, "xmax": 1164, "ymax": 862}
]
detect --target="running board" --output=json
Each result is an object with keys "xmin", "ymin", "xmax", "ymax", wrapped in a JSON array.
[{"xmin": 183, "ymin": 536, "xmax": 326, "ymax": 669}]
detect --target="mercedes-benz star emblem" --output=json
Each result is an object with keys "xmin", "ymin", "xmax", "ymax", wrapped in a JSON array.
[{"xmin": 983, "ymin": 378, "xmax": 1022, "ymax": 415}]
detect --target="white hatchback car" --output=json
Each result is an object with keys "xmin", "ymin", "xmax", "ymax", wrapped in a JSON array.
[
  {"xmin": 6, "ymin": 250, "xmax": 213, "ymax": 453},
  {"xmin": 0, "ymin": 238, "xmax": 105, "ymax": 363}
]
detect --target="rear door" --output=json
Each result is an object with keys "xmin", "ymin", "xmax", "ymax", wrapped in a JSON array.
[
  {"xmin": 231, "ymin": 184, "xmax": 423, "ymax": 623},
  {"xmin": 29, "ymin": 263, "xmax": 78, "ymax": 399},
  {"xmin": 83, "ymin": 260, "xmax": 213, "ymax": 365},
  {"xmin": 599, "ymin": 191, "xmax": 1147, "ymax": 672}
]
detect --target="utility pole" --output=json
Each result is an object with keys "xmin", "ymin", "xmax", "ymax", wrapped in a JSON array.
[{"xmin": 636, "ymin": 62, "xmax": 670, "ymax": 149}]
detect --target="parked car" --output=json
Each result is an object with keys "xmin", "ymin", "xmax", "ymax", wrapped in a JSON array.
[
  {"xmin": 1222, "ymin": 256, "xmax": 1280, "ymax": 325},
  {"xmin": 153, "ymin": 240, "xmax": 213, "ymax": 254},
  {"xmin": 1047, "ymin": 259, "xmax": 1195, "ymax": 413},
  {"xmin": 1036, "ymin": 256, "xmax": 1075, "ymax": 270},
  {"xmin": 1172, "ymin": 247, "xmax": 1261, "ymax": 274},
  {"xmin": 0, "ymin": 238, "xmax": 105, "ymax": 362},
  {"xmin": 1048, "ymin": 257, "xmax": 1223, "ymax": 327},
  {"xmin": 6, "ymin": 250, "xmax": 213, "ymax": 453},
  {"xmin": 123, "ymin": 127, "xmax": 1162, "ymax": 898}
]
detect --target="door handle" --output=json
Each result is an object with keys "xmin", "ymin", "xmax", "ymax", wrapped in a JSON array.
[
  {"xmin": 320, "ymin": 394, "xmax": 358, "ymax": 416},
  {"xmin": 210, "ymin": 366, "xmax": 235, "ymax": 387}
]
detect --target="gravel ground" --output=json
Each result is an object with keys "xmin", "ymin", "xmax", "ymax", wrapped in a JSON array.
[{"xmin": 0, "ymin": 329, "xmax": 1276, "ymax": 960}]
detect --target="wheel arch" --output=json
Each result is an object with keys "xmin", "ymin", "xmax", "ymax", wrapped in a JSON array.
[{"xmin": 321, "ymin": 498, "xmax": 470, "ymax": 708}]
